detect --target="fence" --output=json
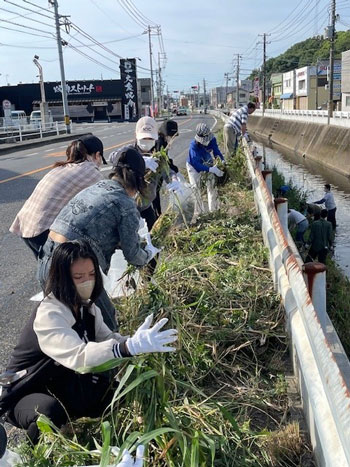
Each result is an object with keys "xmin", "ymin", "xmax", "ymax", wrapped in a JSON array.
[
  {"xmin": 0, "ymin": 121, "xmax": 71, "ymax": 144},
  {"xmin": 213, "ymin": 110, "xmax": 350, "ymax": 466},
  {"xmin": 253, "ymin": 108, "xmax": 350, "ymax": 127}
]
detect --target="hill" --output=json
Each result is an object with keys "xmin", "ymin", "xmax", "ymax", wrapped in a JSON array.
[{"xmin": 249, "ymin": 30, "xmax": 350, "ymax": 80}]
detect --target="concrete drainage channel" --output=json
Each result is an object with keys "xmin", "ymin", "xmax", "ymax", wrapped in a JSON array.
[{"xmin": 212, "ymin": 110, "xmax": 350, "ymax": 467}]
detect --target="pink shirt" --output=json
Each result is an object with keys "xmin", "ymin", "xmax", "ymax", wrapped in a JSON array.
[{"xmin": 10, "ymin": 161, "xmax": 103, "ymax": 238}]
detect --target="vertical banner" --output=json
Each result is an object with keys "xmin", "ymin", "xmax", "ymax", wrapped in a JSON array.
[{"xmin": 120, "ymin": 58, "xmax": 138, "ymax": 121}]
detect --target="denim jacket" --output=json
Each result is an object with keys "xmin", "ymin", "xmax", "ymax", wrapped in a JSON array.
[{"xmin": 50, "ymin": 180, "xmax": 150, "ymax": 273}]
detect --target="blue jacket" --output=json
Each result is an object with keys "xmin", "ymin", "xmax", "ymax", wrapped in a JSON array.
[
  {"xmin": 186, "ymin": 137, "xmax": 224, "ymax": 173},
  {"xmin": 50, "ymin": 180, "xmax": 150, "ymax": 273}
]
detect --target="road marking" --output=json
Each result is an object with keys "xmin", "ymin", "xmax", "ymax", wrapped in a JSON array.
[
  {"xmin": 44, "ymin": 149, "xmax": 52, "ymax": 152},
  {"xmin": 25, "ymin": 152, "xmax": 39, "ymax": 156},
  {"xmin": 0, "ymin": 139, "xmax": 134, "ymax": 184}
]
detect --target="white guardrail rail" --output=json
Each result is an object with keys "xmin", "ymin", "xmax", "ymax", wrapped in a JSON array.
[
  {"xmin": 0, "ymin": 121, "xmax": 71, "ymax": 144},
  {"xmin": 253, "ymin": 108, "xmax": 350, "ymax": 127},
  {"xmin": 213, "ymin": 110, "xmax": 350, "ymax": 467}
]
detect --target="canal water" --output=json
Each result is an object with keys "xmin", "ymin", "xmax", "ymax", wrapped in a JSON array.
[{"xmin": 254, "ymin": 139, "xmax": 350, "ymax": 279}]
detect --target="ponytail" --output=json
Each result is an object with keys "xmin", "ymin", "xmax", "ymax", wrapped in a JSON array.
[{"xmin": 54, "ymin": 140, "xmax": 89, "ymax": 168}]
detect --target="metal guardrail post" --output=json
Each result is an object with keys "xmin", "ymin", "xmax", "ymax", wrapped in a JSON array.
[
  {"xmin": 261, "ymin": 170, "xmax": 272, "ymax": 195},
  {"xmin": 302, "ymin": 262, "xmax": 327, "ymax": 330},
  {"xmin": 39, "ymin": 123, "xmax": 43, "ymax": 139},
  {"xmin": 274, "ymin": 198, "xmax": 288, "ymax": 236},
  {"xmin": 56, "ymin": 121, "xmax": 59, "ymax": 136},
  {"xmin": 19, "ymin": 126, "xmax": 22, "ymax": 142}
]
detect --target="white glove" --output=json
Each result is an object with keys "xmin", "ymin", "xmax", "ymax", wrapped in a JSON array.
[
  {"xmin": 109, "ymin": 150, "xmax": 120, "ymax": 166},
  {"xmin": 209, "ymin": 166, "xmax": 224, "ymax": 177},
  {"xmin": 116, "ymin": 445, "xmax": 144, "ymax": 467},
  {"xmin": 143, "ymin": 156, "xmax": 159, "ymax": 173},
  {"xmin": 166, "ymin": 180, "xmax": 182, "ymax": 194},
  {"xmin": 126, "ymin": 313, "xmax": 178, "ymax": 355},
  {"xmin": 144, "ymin": 242, "xmax": 161, "ymax": 262}
]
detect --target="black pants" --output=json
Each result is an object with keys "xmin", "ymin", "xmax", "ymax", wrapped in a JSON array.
[
  {"xmin": 327, "ymin": 208, "xmax": 337, "ymax": 230},
  {"xmin": 141, "ymin": 205, "xmax": 158, "ymax": 231},
  {"xmin": 23, "ymin": 230, "xmax": 49, "ymax": 259},
  {"xmin": 152, "ymin": 191, "xmax": 162, "ymax": 218},
  {"xmin": 6, "ymin": 370, "xmax": 113, "ymax": 444},
  {"xmin": 307, "ymin": 247, "xmax": 328, "ymax": 264}
]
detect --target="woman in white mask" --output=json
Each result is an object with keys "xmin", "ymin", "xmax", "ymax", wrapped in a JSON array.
[{"xmin": 0, "ymin": 240, "xmax": 177, "ymax": 446}]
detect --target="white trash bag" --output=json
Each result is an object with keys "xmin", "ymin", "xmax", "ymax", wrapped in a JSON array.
[{"xmin": 103, "ymin": 219, "xmax": 150, "ymax": 299}]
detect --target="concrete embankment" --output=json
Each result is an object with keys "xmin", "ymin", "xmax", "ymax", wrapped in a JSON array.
[{"xmin": 249, "ymin": 115, "xmax": 350, "ymax": 178}]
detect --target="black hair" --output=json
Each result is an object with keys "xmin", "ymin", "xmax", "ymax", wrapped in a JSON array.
[
  {"xmin": 247, "ymin": 102, "xmax": 256, "ymax": 110},
  {"xmin": 109, "ymin": 149, "xmax": 147, "ymax": 196},
  {"xmin": 54, "ymin": 140, "xmax": 89, "ymax": 168},
  {"xmin": 321, "ymin": 209, "xmax": 328, "ymax": 219},
  {"xmin": 45, "ymin": 240, "xmax": 103, "ymax": 313},
  {"xmin": 325, "ymin": 183, "xmax": 331, "ymax": 190},
  {"xmin": 314, "ymin": 212, "xmax": 321, "ymax": 220}
]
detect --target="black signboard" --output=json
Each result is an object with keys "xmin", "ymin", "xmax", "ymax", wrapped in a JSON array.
[{"xmin": 120, "ymin": 58, "xmax": 138, "ymax": 121}]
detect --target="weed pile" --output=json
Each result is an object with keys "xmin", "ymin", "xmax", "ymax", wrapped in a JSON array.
[{"xmin": 16, "ymin": 148, "xmax": 314, "ymax": 466}]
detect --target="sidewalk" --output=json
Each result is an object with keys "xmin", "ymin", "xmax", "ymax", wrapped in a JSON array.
[{"xmin": 0, "ymin": 131, "xmax": 88, "ymax": 155}]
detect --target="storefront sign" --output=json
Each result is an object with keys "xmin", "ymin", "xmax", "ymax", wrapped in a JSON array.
[
  {"xmin": 92, "ymin": 101, "xmax": 108, "ymax": 106},
  {"xmin": 53, "ymin": 83, "xmax": 103, "ymax": 95},
  {"xmin": 120, "ymin": 58, "xmax": 138, "ymax": 121}
]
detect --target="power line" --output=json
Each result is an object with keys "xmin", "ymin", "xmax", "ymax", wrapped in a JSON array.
[
  {"xmin": 22, "ymin": 0, "xmax": 55, "ymax": 14},
  {"xmin": 0, "ymin": 6, "xmax": 55, "ymax": 29},
  {"xmin": 0, "ymin": 17, "xmax": 54, "ymax": 36},
  {"xmin": 118, "ymin": 0, "xmax": 147, "ymax": 28},
  {"xmin": 4, "ymin": 0, "xmax": 54, "ymax": 20},
  {"xmin": 0, "ymin": 23, "xmax": 54, "ymax": 38},
  {"xmin": 67, "ymin": 43, "xmax": 119, "ymax": 74},
  {"xmin": 125, "ymin": 0, "xmax": 158, "ymax": 27}
]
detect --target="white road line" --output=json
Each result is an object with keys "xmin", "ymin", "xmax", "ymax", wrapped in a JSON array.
[
  {"xmin": 44, "ymin": 149, "xmax": 52, "ymax": 152},
  {"xmin": 26, "ymin": 152, "xmax": 39, "ymax": 156},
  {"xmin": 58, "ymin": 145, "xmax": 66, "ymax": 148}
]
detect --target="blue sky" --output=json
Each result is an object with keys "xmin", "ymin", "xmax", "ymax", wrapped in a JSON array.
[{"xmin": 1, "ymin": 0, "xmax": 349, "ymax": 94}]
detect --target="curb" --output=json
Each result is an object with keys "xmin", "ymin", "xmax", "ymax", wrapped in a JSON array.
[{"xmin": 0, "ymin": 133, "xmax": 89, "ymax": 156}]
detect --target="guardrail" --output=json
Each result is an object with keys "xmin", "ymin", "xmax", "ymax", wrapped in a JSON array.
[
  {"xmin": 213, "ymin": 109, "xmax": 350, "ymax": 466},
  {"xmin": 0, "ymin": 121, "xmax": 72, "ymax": 144},
  {"xmin": 253, "ymin": 108, "xmax": 350, "ymax": 127}
]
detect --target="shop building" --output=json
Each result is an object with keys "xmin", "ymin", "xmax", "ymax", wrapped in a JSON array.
[
  {"xmin": 0, "ymin": 60, "xmax": 151, "ymax": 122},
  {"xmin": 270, "ymin": 73, "xmax": 283, "ymax": 108}
]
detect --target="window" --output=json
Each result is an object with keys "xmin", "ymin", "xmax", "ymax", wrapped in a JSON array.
[
  {"xmin": 284, "ymin": 79, "xmax": 291, "ymax": 88},
  {"xmin": 346, "ymin": 96, "xmax": 350, "ymax": 107},
  {"xmin": 298, "ymin": 80, "xmax": 306, "ymax": 90},
  {"xmin": 239, "ymin": 93, "xmax": 246, "ymax": 98}
]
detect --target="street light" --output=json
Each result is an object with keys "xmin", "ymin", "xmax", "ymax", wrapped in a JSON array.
[{"xmin": 33, "ymin": 55, "xmax": 48, "ymax": 129}]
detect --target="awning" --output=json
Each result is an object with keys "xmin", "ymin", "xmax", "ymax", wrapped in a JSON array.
[{"xmin": 280, "ymin": 93, "xmax": 293, "ymax": 99}]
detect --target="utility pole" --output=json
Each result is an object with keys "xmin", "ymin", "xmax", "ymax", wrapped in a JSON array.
[
  {"xmin": 203, "ymin": 78, "xmax": 207, "ymax": 113},
  {"xmin": 50, "ymin": 0, "xmax": 70, "ymax": 133},
  {"xmin": 258, "ymin": 33, "xmax": 270, "ymax": 116},
  {"xmin": 235, "ymin": 54, "xmax": 241, "ymax": 108},
  {"xmin": 315, "ymin": 58, "xmax": 319, "ymax": 110},
  {"xmin": 33, "ymin": 55, "xmax": 48, "ymax": 129},
  {"xmin": 327, "ymin": 0, "xmax": 336, "ymax": 124},
  {"xmin": 197, "ymin": 82, "xmax": 200, "ymax": 108},
  {"xmin": 224, "ymin": 72, "xmax": 229, "ymax": 108},
  {"xmin": 147, "ymin": 25, "xmax": 154, "ymax": 116}
]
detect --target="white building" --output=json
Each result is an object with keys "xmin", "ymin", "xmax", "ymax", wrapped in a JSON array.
[{"xmin": 281, "ymin": 70, "xmax": 295, "ymax": 110}]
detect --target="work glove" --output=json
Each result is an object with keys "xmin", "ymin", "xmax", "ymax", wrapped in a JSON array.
[
  {"xmin": 143, "ymin": 156, "xmax": 159, "ymax": 173},
  {"xmin": 243, "ymin": 132, "xmax": 251, "ymax": 142},
  {"xmin": 144, "ymin": 242, "xmax": 161, "ymax": 262},
  {"xmin": 166, "ymin": 179, "xmax": 183, "ymax": 194},
  {"xmin": 126, "ymin": 313, "xmax": 178, "ymax": 356},
  {"xmin": 209, "ymin": 166, "xmax": 224, "ymax": 177},
  {"xmin": 116, "ymin": 445, "xmax": 144, "ymax": 467}
]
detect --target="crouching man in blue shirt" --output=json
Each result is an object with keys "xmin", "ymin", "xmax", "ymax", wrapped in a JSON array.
[{"xmin": 186, "ymin": 123, "xmax": 225, "ymax": 219}]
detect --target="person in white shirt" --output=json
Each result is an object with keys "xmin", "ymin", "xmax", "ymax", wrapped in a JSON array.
[
  {"xmin": 313, "ymin": 184, "xmax": 337, "ymax": 230},
  {"xmin": 288, "ymin": 209, "xmax": 309, "ymax": 244},
  {"xmin": 223, "ymin": 102, "xmax": 256, "ymax": 157},
  {"xmin": 0, "ymin": 240, "xmax": 177, "ymax": 444}
]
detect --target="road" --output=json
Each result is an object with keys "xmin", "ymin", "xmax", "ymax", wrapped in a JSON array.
[{"xmin": 0, "ymin": 113, "xmax": 215, "ymax": 368}]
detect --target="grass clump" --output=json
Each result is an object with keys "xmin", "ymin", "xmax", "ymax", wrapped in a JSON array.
[{"xmin": 15, "ymin": 144, "xmax": 314, "ymax": 466}]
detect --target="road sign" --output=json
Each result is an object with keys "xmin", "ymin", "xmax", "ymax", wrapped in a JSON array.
[{"xmin": 2, "ymin": 100, "xmax": 11, "ymax": 110}]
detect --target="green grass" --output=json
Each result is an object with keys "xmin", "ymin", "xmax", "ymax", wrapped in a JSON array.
[{"xmin": 14, "ymin": 143, "xmax": 313, "ymax": 466}]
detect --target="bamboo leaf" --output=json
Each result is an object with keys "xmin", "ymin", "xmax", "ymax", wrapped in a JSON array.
[
  {"xmin": 99, "ymin": 421, "xmax": 111, "ymax": 467},
  {"xmin": 76, "ymin": 357, "xmax": 132, "ymax": 374}
]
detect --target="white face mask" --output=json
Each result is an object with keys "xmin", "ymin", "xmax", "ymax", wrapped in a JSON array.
[
  {"xmin": 137, "ymin": 139, "xmax": 155, "ymax": 152},
  {"xmin": 75, "ymin": 280, "xmax": 95, "ymax": 301}
]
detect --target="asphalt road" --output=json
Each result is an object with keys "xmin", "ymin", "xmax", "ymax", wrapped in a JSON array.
[{"xmin": 0, "ymin": 113, "xmax": 215, "ymax": 369}]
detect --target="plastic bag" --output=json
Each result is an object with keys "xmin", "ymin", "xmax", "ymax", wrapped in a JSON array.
[
  {"xmin": 166, "ymin": 174, "xmax": 196, "ymax": 226},
  {"xmin": 102, "ymin": 219, "xmax": 149, "ymax": 299}
]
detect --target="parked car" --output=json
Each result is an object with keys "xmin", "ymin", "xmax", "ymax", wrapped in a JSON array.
[
  {"xmin": 176, "ymin": 107, "xmax": 188, "ymax": 116},
  {"xmin": 10, "ymin": 110, "xmax": 28, "ymax": 128},
  {"xmin": 30, "ymin": 110, "xmax": 53, "ymax": 129}
]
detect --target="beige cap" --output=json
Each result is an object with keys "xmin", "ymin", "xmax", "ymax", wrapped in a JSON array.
[{"xmin": 135, "ymin": 116, "xmax": 158, "ymax": 140}]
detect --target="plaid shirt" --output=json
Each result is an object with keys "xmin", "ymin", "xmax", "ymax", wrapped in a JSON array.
[
  {"xmin": 10, "ymin": 161, "xmax": 103, "ymax": 238},
  {"xmin": 226, "ymin": 105, "xmax": 249, "ymax": 134}
]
